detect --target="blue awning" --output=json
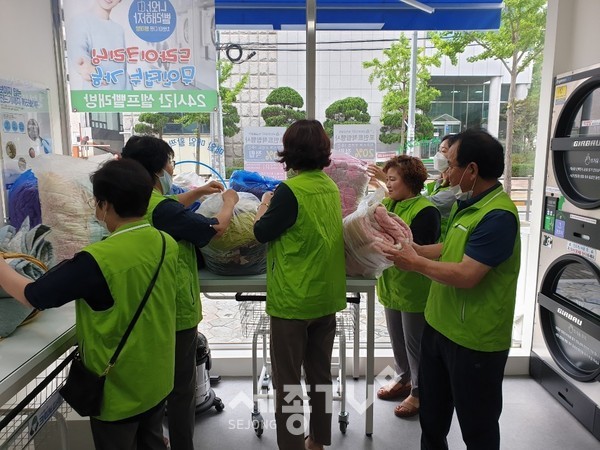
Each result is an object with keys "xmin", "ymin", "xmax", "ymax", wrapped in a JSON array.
[{"xmin": 215, "ymin": 1, "xmax": 504, "ymax": 31}]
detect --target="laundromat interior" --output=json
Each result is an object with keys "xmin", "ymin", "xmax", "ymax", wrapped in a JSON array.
[{"xmin": 2, "ymin": 0, "xmax": 600, "ymax": 449}]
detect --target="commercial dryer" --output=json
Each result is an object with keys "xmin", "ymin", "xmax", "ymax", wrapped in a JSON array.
[{"xmin": 531, "ymin": 63, "xmax": 600, "ymax": 441}]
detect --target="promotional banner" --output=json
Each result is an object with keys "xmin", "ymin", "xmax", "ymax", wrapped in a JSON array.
[
  {"xmin": 63, "ymin": 0, "xmax": 217, "ymax": 112},
  {"xmin": 0, "ymin": 79, "xmax": 53, "ymax": 189},
  {"xmin": 243, "ymin": 127, "xmax": 286, "ymax": 180},
  {"xmin": 333, "ymin": 124, "xmax": 379, "ymax": 163}
]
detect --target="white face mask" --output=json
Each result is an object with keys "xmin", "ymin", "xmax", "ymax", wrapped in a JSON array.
[
  {"xmin": 451, "ymin": 166, "xmax": 476, "ymax": 201},
  {"xmin": 96, "ymin": 206, "xmax": 109, "ymax": 232},
  {"xmin": 433, "ymin": 152, "xmax": 448, "ymax": 172},
  {"xmin": 158, "ymin": 170, "xmax": 173, "ymax": 194}
]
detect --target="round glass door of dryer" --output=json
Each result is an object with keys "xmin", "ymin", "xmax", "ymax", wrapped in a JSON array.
[
  {"xmin": 552, "ymin": 78, "xmax": 600, "ymax": 209},
  {"xmin": 538, "ymin": 253, "xmax": 600, "ymax": 381}
]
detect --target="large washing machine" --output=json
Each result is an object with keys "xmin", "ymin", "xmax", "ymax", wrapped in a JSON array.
[{"xmin": 530, "ymin": 63, "xmax": 600, "ymax": 441}]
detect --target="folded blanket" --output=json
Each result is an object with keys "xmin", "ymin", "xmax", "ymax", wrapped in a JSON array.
[{"xmin": 343, "ymin": 189, "xmax": 412, "ymax": 277}]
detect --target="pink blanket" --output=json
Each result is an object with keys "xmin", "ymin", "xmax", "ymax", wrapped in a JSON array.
[
  {"xmin": 324, "ymin": 154, "xmax": 370, "ymax": 217},
  {"xmin": 344, "ymin": 199, "xmax": 412, "ymax": 277}
]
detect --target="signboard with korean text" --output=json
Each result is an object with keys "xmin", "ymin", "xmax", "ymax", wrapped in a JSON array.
[
  {"xmin": 63, "ymin": 0, "xmax": 217, "ymax": 112},
  {"xmin": 243, "ymin": 127, "xmax": 286, "ymax": 180},
  {"xmin": 333, "ymin": 124, "xmax": 379, "ymax": 163},
  {"xmin": 0, "ymin": 79, "xmax": 53, "ymax": 189}
]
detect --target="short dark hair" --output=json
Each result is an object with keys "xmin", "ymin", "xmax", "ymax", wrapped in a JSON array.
[
  {"xmin": 121, "ymin": 135, "xmax": 174, "ymax": 178},
  {"xmin": 440, "ymin": 134, "xmax": 455, "ymax": 145},
  {"xmin": 91, "ymin": 159, "xmax": 153, "ymax": 218},
  {"xmin": 453, "ymin": 129, "xmax": 504, "ymax": 180},
  {"xmin": 278, "ymin": 120, "xmax": 331, "ymax": 171},
  {"xmin": 382, "ymin": 155, "xmax": 428, "ymax": 195}
]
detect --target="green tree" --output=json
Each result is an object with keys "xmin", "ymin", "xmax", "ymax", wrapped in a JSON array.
[
  {"xmin": 430, "ymin": 0, "xmax": 546, "ymax": 193},
  {"xmin": 323, "ymin": 97, "xmax": 371, "ymax": 137},
  {"xmin": 261, "ymin": 87, "xmax": 306, "ymax": 126},
  {"xmin": 512, "ymin": 55, "xmax": 543, "ymax": 155},
  {"xmin": 363, "ymin": 34, "xmax": 440, "ymax": 150},
  {"xmin": 178, "ymin": 60, "xmax": 248, "ymax": 138},
  {"xmin": 134, "ymin": 112, "xmax": 180, "ymax": 138}
]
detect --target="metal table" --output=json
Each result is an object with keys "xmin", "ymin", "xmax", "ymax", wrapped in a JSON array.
[
  {"xmin": 0, "ymin": 305, "xmax": 76, "ymax": 406},
  {"xmin": 198, "ymin": 270, "xmax": 377, "ymax": 436}
]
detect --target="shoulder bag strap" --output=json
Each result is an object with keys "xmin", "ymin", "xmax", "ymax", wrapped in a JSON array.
[{"xmin": 103, "ymin": 232, "xmax": 167, "ymax": 375}]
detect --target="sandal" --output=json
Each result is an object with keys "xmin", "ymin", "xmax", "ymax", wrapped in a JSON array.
[
  {"xmin": 377, "ymin": 381, "xmax": 411, "ymax": 400},
  {"xmin": 394, "ymin": 400, "xmax": 419, "ymax": 418}
]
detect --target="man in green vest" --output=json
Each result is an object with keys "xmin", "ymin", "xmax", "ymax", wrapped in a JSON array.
[
  {"xmin": 384, "ymin": 129, "xmax": 521, "ymax": 450},
  {"xmin": 0, "ymin": 159, "xmax": 179, "ymax": 449}
]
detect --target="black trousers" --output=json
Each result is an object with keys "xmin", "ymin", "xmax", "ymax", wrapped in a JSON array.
[
  {"xmin": 270, "ymin": 314, "xmax": 336, "ymax": 450},
  {"xmin": 90, "ymin": 401, "xmax": 167, "ymax": 450},
  {"xmin": 419, "ymin": 323, "xmax": 509, "ymax": 450},
  {"xmin": 166, "ymin": 327, "xmax": 197, "ymax": 450}
]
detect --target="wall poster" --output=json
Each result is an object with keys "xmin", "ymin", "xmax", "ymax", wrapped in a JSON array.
[
  {"xmin": 0, "ymin": 79, "xmax": 53, "ymax": 190},
  {"xmin": 63, "ymin": 0, "xmax": 217, "ymax": 112}
]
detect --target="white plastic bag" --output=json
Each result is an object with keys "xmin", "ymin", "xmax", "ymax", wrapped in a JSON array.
[
  {"xmin": 343, "ymin": 188, "xmax": 412, "ymax": 277},
  {"xmin": 197, "ymin": 192, "xmax": 266, "ymax": 275},
  {"xmin": 173, "ymin": 171, "xmax": 206, "ymax": 190}
]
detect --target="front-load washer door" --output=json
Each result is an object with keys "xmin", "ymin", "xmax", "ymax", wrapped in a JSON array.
[
  {"xmin": 552, "ymin": 78, "xmax": 600, "ymax": 209},
  {"xmin": 538, "ymin": 254, "xmax": 600, "ymax": 382}
]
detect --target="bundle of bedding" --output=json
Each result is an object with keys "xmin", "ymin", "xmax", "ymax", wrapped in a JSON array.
[
  {"xmin": 197, "ymin": 192, "xmax": 266, "ymax": 275},
  {"xmin": 32, "ymin": 154, "xmax": 107, "ymax": 264},
  {"xmin": 343, "ymin": 189, "xmax": 412, "ymax": 277},
  {"xmin": 323, "ymin": 153, "xmax": 370, "ymax": 217}
]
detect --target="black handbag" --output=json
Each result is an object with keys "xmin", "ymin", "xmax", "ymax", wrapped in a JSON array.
[{"xmin": 60, "ymin": 233, "xmax": 166, "ymax": 417}]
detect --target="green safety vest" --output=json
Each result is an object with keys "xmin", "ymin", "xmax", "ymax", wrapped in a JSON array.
[
  {"xmin": 426, "ymin": 180, "xmax": 452, "ymax": 239},
  {"xmin": 146, "ymin": 190, "xmax": 202, "ymax": 330},
  {"xmin": 377, "ymin": 195, "xmax": 439, "ymax": 312},
  {"xmin": 266, "ymin": 170, "xmax": 346, "ymax": 319},
  {"xmin": 425, "ymin": 185, "xmax": 521, "ymax": 352},
  {"xmin": 77, "ymin": 220, "xmax": 178, "ymax": 421}
]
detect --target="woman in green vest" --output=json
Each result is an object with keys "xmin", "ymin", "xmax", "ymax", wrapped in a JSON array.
[
  {"xmin": 254, "ymin": 120, "xmax": 346, "ymax": 450},
  {"xmin": 0, "ymin": 159, "xmax": 179, "ymax": 450},
  {"xmin": 122, "ymin": 135, "xmax": 238, "ymax": 450},
  {"xmin": 370, "ymin": 156, "xmax": 441, "ymax": 418},
  {"xmin": 424, "ymin": 135, "xmax": 457, "ymax": 238}
]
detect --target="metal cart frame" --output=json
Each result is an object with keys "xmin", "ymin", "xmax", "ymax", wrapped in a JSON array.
[{"xmin": 236, "ymin": 293, "xmax": 361, "ymax": 436}]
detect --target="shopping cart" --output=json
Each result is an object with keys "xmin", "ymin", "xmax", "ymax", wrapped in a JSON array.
[{"xmin": 236, "ymin": 292, "xmax": 361, "ymax": 436}]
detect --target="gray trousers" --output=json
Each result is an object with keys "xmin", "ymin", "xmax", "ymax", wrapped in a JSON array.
[
  {"xmin": 384, "ymin": 307, "xmax": 426, "ymax": 398},
  {"xmin": 90, "ymin": 401, "xmax": 167, "ymax": 450},
  {"xmin": 270, "ymin": 314, "xmax": 336, "ymax": 450},
  {"xmin": 166, "ymin": 327, "xmax": 197, "ymax": 450}
]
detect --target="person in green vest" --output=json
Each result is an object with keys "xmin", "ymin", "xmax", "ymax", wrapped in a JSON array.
[
  {"xmin": 383, "ymin": 129, "xmax": 521, "ymax": 450},
  {"xmin": 424, "ymin": 134, "xmax": 457, "ymax": 238},
  {"xmin": 0, "ymin": 159, "xmax": 179, "ymax": 450},
  {"xmin": 254, "ymin": 120, "xmax": 346, "ymax": 450},
  {"xmin": 121, "ymin": 135, "xmax": 238, "ymax": 450},
  {"xmin": 369, "ymin": 156, "xmax": 441, "ymax": 419}
]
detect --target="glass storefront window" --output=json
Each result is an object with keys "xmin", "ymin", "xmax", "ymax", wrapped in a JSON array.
[{"xmin": 468, "ymin": 85, "xmax": 485, "ymax": 102}]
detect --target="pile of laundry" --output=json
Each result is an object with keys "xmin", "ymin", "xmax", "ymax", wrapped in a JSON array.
[
  {"xmin": 0, "ymin": 217, "xmax": 54, "ymax": 338},
  {"xmin": 343, "ymin": 189, "xmax": 412, "ymax": 277},
  {"xmin": 198, "ymin": 192, "xmax": 267, "ymax": 275},
  {"xmin": 324, "ymin": 153, "xmax": 370, "ymax": 218}
]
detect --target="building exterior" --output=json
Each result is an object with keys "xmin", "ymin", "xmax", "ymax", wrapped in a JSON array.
[{"xmin": 220, "ymin": 30, "xmax": 533, "ymax": 167}]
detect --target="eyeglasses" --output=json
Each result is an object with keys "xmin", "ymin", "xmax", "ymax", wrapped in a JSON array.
[{"xmin": 86, "ymin": 196, "xmax": 97, "ymax": 210}]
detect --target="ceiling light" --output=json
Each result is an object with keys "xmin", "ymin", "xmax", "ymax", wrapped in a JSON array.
[{"xmin": 400, "ymin": 0, "xmax": 435, "ymax": 14}]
